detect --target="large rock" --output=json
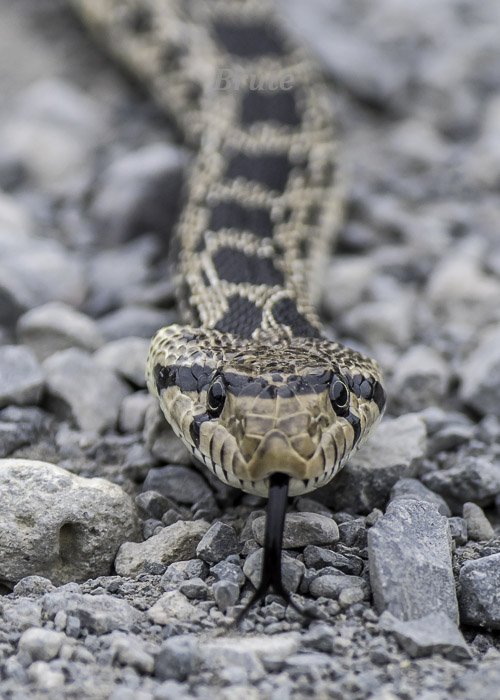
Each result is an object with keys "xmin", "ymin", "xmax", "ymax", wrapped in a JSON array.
[
  {"xmin": 367, "ymin": 499, "xmax": 458, "ymax": 623},
  {"xmin": 458, "ymin": 553, "xmax": 500, "ymax": 629},
  {"xmin": 0, "ymin": 459, "xmax": 140, "ymax": 587},
  {"xmin": 115, "ymin": 519, "xmax": 209, "ymax": 577},
  {"xmin": 314, "ymin": 414, "xmax": 427, "ymax": 513}
]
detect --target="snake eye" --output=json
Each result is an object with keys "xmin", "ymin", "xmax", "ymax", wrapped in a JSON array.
[
  {"xmin": 207, "ymin": 375, "xmax": 227, "ymax": 417},
  {"xmin": 329, "ymin": 375, "xmax": 349, "ymax": 417}
]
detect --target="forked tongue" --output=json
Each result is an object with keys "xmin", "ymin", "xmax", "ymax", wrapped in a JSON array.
[{"xmin": 235, "ymin": 472, "xmax": 306, "ymax": 624}]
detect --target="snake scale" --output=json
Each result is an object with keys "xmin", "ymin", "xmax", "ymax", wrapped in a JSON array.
[{"xmin": 70, "ymin": 0, "xmax": 386, "ymax": 616}]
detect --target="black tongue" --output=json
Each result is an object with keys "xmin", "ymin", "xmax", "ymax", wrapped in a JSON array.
[{"xmin": 235, "ymin": 472, "xmax": 305, "ymax": 624}]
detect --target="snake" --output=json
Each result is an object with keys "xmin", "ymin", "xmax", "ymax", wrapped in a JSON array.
[{"xmin": 70, "ymin": 0, "xmax": 386, "ymax": 616}]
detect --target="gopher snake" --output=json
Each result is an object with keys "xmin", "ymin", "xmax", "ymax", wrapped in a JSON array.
[{"xmin": 71, "ymin": 0, "xmax": 386, "ymax": 614}]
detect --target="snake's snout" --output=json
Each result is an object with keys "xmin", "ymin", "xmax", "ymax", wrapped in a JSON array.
[{"xmin": 246, "ymin": 429, "xmax": 307, "ymax": 477}]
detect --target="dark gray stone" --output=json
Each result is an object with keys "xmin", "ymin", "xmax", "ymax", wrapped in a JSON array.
[
  {"xmin": 161, "ymin": 559, "xmax": 207, "ymax": 587},
  {"xmin": 210, "ymin": 560, "xmax": 245, "ymax": 587},
  {"xmin": 314, "ymin": 414, "xmax": 427, "ymax": 513},
  {"xmin": 427, "ymin": 423, "xmax": 475, "ymax": 456},
  {"xmin": 303, "ymin": 545, "xmax": 363, "ymax": 575},
  {"xmin": 448, "ymin": 517, "xmax": 468, "ymax": 545},
  {"xmin": 422, "ymin": 456, "xmax": 500, "ymax": 510},
  {"xmin": 196, "ymin": 521, "xmax": 239, "ymax": 564},
  {"xmin": 213, "ymin": 580, "xmax": 240, "ymax": 612},
  {"xmin": 252, "ymin": 512, "xmax": 339, "ymax": 549},
  {"xmin": 178, "ymin": 577, "xmax": 208, "ymax": 600},
  {"xmin": 135, "ymin": 490, "xmax": 174, "ymax": 521},
  {"xmin": 243, "ymin": 549, "xmax": 304, "ymax": 593},
  {"xmin": 390, "ymin": 477, "xmax": 451, "ymax": 516},
  {"xmin": 142, "ymin": 465, "xmax": 212, "ymax": 506},
  {"xmin": 155, "ymin": 634, "xmax": 199, "ymax": 682},
  {"xmin": 462, "ymin": 502, "xmax": 494, "ymax": 541},
  {"xmin": 142, "ymin": 518, "xmax": 163, "ymax": 540},
  {"xmin": 0, "ymin": 345, "xmax": 44, "ymax": 408},
  {"xmin": 337, "ymin": 519, "xmax": 367, "ymax": 548},
  {"xmin": 459, "ymin": 553, "xmax": 500, "ymax": 629},
  {"xmin": 368, "ymin": 499, "xmax": 458, "ymax": 622},
  {"xmin": 379, "ymin": 611, "xmax": 471, "ymax": 660},
  {"xmin": 0, "ymin": 406, "xmax": 50, "ymax": 457}
]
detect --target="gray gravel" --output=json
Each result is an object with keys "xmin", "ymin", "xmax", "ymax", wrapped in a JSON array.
[{"xmin": 0, "ymin": 0, "xmax": 499, "ymax": 697}]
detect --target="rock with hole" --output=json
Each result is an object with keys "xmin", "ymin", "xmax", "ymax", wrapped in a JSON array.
[{"xmin": 0, "ymin": 459, "xmax": 140, "ymax": 587}]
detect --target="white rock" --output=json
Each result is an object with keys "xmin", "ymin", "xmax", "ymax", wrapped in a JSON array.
[
  {"xmin": 0, "ymin": 459, "xmax": 140, "ymax": 586},
  {"xmin": 147, "ymin": 590, "xmax": 204, "ymax": 625},
  {"xmin": 18, "ymin": 627, "xmax": 65, "ymax": 661}
]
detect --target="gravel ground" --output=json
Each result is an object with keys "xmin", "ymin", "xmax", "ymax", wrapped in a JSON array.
[{"xmin": 1, "ymin": 0, "xmax": 500, "ymax": 698}]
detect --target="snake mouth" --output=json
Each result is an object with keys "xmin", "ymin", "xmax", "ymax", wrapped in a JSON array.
[{"xmin": 245, "ymin": 429, "xmax": 307, "ymax": 478}]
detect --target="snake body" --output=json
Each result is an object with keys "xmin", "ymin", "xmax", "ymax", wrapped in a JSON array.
[{"xmin": 71, "ymin": 0, "xmax": 386, "ymax": 613}]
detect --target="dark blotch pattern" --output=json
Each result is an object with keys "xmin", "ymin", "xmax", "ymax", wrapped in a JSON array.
[
  {"xmin": 346, "ymin": 412, "xmax": 362, "ymax": 445},
  {"xmin": 225, "ymin": 151, "xmax": 291, "ymax": 193},
  {"xmin": 241, "ymin": 89, "xmax": 300, "ymax": 127},
  {"xmin": 215, "ymin": 294, "xmax": 263, "ymax": 338},
  {"xmin": 272, "ymin": 297, "xmax": 321, "ymax": 338},
  {"xmin": 223, "ymin": 370, "xmax": 332, "ymax": 398},
  {"xmin": 155, "ymin": 362, "xmax": 212, "ymax": 394},
  {"xmin": 372, "ymin": 380, "xmax": 386, "ymax": 412},
  {"xmin": 212, "ymin": 20, "xmax": 286, "ymax": 58},
  {"xmin": 190, "ymin": 412, "xmax": 210, "ymax": 447},
  {"xmin": 208, "ymin": 200, "xmax": 274, "ymax": 239},
  {"xmin": 348, "ymin": 374, "xmax": 386, "ymax": 413},
  {"xmin": 213, "ymin": 247, "xmax": 284, "ymax": 286}
]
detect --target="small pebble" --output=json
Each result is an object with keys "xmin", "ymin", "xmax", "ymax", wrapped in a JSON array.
[
  {"xmin": 196, "ymin": 521, "xmax": 240, "ymax": 564},
  {"xmin": 459, "ymin": 554, "xmax": 500, "ymax": 630},
  {"xmin": 462, "ymin": 502, "xmax": 494, "ymax": 541}
]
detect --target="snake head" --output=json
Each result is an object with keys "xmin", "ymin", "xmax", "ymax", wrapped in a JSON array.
[{"xmin": 147, "ymin": 324, "xmax": 386, "ymax": 497}]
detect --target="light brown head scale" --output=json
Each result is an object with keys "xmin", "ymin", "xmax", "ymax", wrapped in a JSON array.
[{"xmin": 147, "ymin": 324, "xmax": 386, "ymax": 498}]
